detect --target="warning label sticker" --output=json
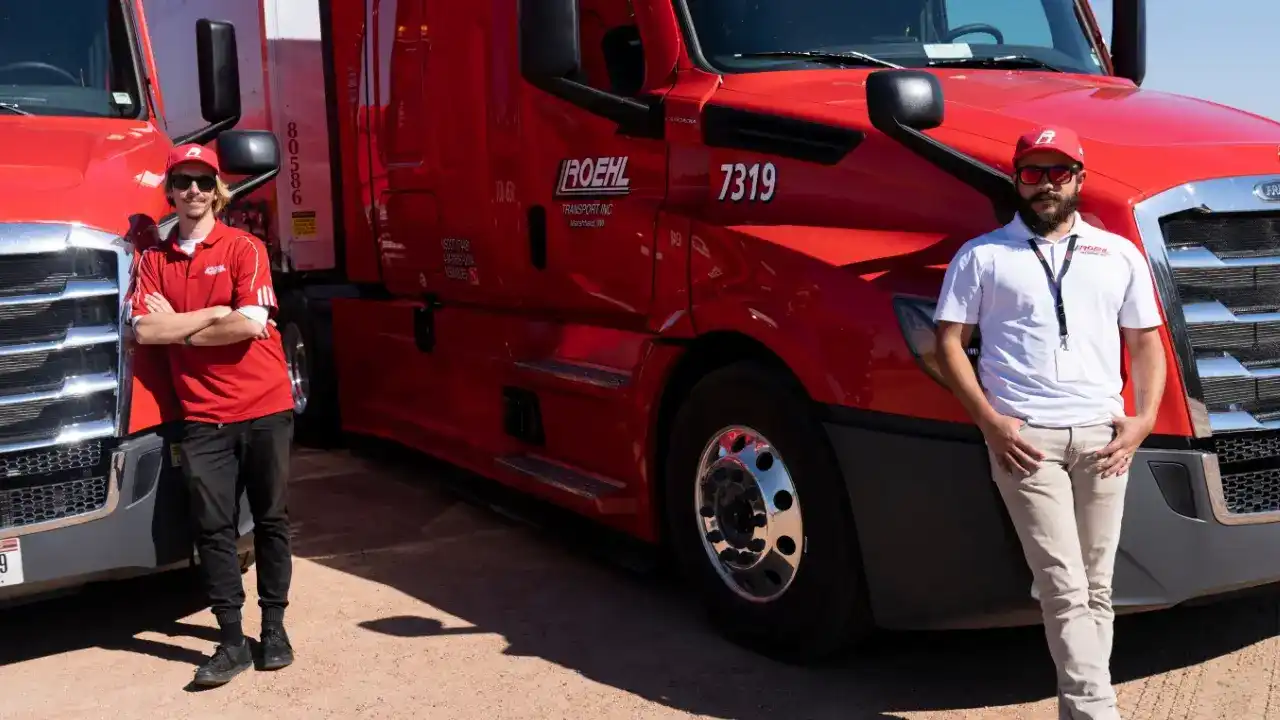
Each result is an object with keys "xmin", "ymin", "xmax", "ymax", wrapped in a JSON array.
[{"xmin": 291, "ymin": 211, "xmax": 317, "ymax": 237}]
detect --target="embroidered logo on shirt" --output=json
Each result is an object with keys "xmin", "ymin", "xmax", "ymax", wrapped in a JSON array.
[
  {"xmin": 204, "ymin": 264, "xmax": 227, "ymax": 275},
  {"xmin": 1076, "ymin": 244, "xmax": 1110, "ymax": 256}
]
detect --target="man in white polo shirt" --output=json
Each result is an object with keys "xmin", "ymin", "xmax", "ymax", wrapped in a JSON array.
[{"xmin": 933, "ymin": 125, "xmax": 1167, "ymax": 720}]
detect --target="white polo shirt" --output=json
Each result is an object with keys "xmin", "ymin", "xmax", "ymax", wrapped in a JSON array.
[{"xmin": 933, "ymin": 213, "xmax": 1164, "ymax": 428}]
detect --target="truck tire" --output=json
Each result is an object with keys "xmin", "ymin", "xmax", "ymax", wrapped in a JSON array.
[
  {"xmin": 663, "ymin": 361, "xmax": 873, "ymax": 663},
  {"xmin": 278, "ymin": 291, "xmax": 340, "ymax": 447}
]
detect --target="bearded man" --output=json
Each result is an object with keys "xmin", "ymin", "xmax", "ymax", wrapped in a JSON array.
[{"xmin": 930, "ymin": 126, "xmax": 1167, "ymax": 720}]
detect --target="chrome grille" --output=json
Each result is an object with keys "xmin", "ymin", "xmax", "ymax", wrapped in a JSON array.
[
  {"xmin": 1162, "ymin": 209, "xmax": 1280, "ymax": 431},
  {"xmin": 0, "ymin": 223, "xmax": 128, "ymax": 531},
  {"xmin": 1136, "ymin": 176, "xmax": 1280, "ymax": 519}
]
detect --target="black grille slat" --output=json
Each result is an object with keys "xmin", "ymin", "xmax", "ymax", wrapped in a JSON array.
[
  {"xmin": 1186, "ymin": 322, "xmax": 1280, "ymax": 350},
  {"xmin": 0, "ymin": 440, "xmax": 103, "ymax": 480},
  {"xmin": 0, "ymin": 250, "xmax": 113, "ymax": 300},
  {"xmin": 0, "ymin": 296, "xmax": 118, "ymax": 346},
  {"xmin": 1214, "ymin": 431, "xmax": 1280, "ymax": 465},
  {"xmin": 1163, "ymin": 213, "xmax": 1280, "ymax": 258},
  {"xmin": 1180, "ymin": 286, "xmax": 1280, "ymax": 313},
  {"xmin": 0, "ymin": 474, "xmax": 109, "ymax": 530},
  {"xmin": 1201, "ymin": 376, "xmax": 1257, "ymax": 406},
  {"xmin": 0, "ymin": 391, "xmax": 114, "ymax": 446},
  {"xmin": 0, "ymin": 347, "xmax": 116, "ymax": 394},
  {"xmin": 1220, "ymin": 468, "xmax": 1280, "ymax": 515}
]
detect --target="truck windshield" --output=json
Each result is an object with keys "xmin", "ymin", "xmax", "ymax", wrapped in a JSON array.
[
  {"xmin": 683, "ymin": 0, "xmax": 1107, "ymax": 76},
  {"xmin": 0, "ymin": 1, "xmax": 143, "ymax": 118}
]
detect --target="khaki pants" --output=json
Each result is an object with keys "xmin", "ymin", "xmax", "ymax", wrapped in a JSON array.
[{"xmin": 989, "ymin": 423, "xmax": 1127, "ymax": 720}]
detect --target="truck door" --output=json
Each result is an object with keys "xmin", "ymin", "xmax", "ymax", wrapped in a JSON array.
[
  {"xmin": 360, "ymin": 0, "xmax": 441, "ymax": 297},
  {"xmin": 518, "ymin": 0, "xmax": 665, "ymax": 327}
]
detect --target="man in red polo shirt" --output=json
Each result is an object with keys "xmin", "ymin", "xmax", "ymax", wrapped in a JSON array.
[{"xmin": 130, "ymin": 143, "xmax": 297, "ymax": 687}]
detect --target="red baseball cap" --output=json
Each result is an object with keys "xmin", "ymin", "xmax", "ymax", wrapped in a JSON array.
[
  {"xmin": 166, "ymin": 143, "xmax": 220, "ymax": 175},
  {"xmin": 1013, "ymin": 126, "xmax": 1085, "ymax": 166}
]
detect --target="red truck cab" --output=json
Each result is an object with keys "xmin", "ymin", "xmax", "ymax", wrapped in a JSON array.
[
  {"xmin": 0, "ymin": 3, "xmax": 280, "ymax": 604},
  {"xmin": 254, "ymin": 0, "xmax": 1280, "ymax": 661}
]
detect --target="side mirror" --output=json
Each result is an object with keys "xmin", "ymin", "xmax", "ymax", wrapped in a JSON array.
[
  {"xmin": 865, "ymin": 69, "xmax": 1016, "ymax": 224},
  {"xmin": 1110, "ymin": 0, "xmax": 1146, "ymax": 86},
  {"xmin": 519, "ymin": 0, "xmax": 581, "ymax": 80},
  {"xmin": 217, "ymin": 130, "xmax": 281, "ymax": 201},
  {"xmin": 174, "ymin": 20, "xmax": 242, "ymax": 146},
  {"xmin": 218, "ymin": 131, "xmax": 279, "ymax": 177},
  {"xmin": 196, "ymin": 20, "xmax": 242, "ymax": 125},
  {"xmin": 866, "ymin": 70, "xmax": 944, "ymax": 135}
]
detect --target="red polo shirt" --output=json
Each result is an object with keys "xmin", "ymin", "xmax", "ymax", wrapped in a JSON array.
[{"xmin": 129, "ymin": 221, "xmax": 295, "ymax": 424}]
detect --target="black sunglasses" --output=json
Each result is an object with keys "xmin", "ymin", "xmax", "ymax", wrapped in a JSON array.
[
  {"xmin": 168, "ymin": 172, "xmax": 217, "ymax": 192},
  {"xmin": 1016, "ymin": 164, "xmax": 1080, "ymax": 186}
]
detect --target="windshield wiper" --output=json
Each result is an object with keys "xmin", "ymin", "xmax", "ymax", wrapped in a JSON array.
[
  {"xmin": 733, "ymin": 50, "xmax": 903, "ymax": 70},
  {"xmin": 927, "ymin": 55, "xmax": 1063, "ymax": 72},
  {"xmin": 0, "ymin": 103, "xmax": 30, "ymax": 116}
]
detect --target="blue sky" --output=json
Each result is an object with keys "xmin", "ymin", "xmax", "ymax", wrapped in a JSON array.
[{"xmin": 1088, "ymin": 0, "xmax": 1278, "ymax": 121}]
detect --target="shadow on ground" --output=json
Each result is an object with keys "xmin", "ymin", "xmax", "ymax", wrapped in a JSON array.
[
  {"xmin": 2, "ymin": 439, "xmax": 1276, "ymax": 720},
  {"xmin": 293, "ymin": 440, "xmax": 1280, "ymax": 720},
  {"xmin": 0, "ymin": 570, "xmax": 215, "ymax": 668}
]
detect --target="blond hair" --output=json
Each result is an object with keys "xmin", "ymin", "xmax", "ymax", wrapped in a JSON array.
[{"xmin": 211, "ymin": 176, "xmax": 232, "ymax": 215}]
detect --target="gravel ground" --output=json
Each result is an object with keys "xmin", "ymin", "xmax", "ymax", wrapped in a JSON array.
[{"xmin": 1, "ymin": 446, "xmax": 1278, "ymax": 720}]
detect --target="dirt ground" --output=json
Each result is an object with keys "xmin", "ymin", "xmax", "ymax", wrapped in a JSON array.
[{"xmin": 2, "ymin": 444, "xmax": 1279, "ymax": 720}]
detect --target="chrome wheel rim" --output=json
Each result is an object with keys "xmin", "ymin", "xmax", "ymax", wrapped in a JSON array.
[
  {"xmin": 282, "ymin": 323, "xmax": 310, "ymax": 414},
  {"xmin": 694, "ymin": 425, "xmax": 804, "ymax": 603}
]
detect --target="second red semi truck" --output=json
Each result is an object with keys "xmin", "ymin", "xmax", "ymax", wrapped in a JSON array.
[{"xmin": 242, "ymin": 0, "xmax": 1280, "ymax": 660}]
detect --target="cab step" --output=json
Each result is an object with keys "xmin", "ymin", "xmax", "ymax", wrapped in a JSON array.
[{"xmin": 496, "ymin": 454, "xmax": 635, "ymax": 515}]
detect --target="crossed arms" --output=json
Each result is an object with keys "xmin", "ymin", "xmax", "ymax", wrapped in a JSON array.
[
  {"xmin": 129, "ymin": 236, "xmax": 276, "ymax": 347},
  {"xmin": 132, "ymin": 294, "xmax": 271, "ymax": 346}
]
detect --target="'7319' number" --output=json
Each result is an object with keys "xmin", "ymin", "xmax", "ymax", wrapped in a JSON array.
[{"xmin": 718, "ymin": 162, "xmax": 777, "ymax": 203}]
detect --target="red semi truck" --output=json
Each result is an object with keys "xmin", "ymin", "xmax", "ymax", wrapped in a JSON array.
[
  {"xmin": 250, "ymin": 0, "xmax": 1280, "ymax": 660},
  {"xmin": 0, "ymin": 4, "xmax": 279, "ymax": 603}
]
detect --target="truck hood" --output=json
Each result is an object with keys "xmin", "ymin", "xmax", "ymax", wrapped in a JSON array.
[
  {"xmin": 0, "ymin": 117, "xmax": 170, "ymax": 236},
  {"xmin": 720, "ymin": 70, "xmax": 1280, "ymax": 198}
]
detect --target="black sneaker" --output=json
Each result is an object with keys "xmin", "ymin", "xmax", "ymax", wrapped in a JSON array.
[
  {"xmin": 260, "ymin": 625, "xmax": 294, "ymax": 671},
  {"xmin": 193, "ymin": 640, "xmax": 253, "ymax": 687}
]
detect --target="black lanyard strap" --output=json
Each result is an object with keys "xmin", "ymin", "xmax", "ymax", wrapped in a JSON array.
[{"xmin": 1026, "ymin": 234, "xmax": 1078, "ymax": 348}]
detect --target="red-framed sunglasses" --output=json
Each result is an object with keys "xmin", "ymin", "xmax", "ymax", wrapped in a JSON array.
[{"xmin": 1016, "ymin": 164, "xmax": 1080, "ymax": 186}]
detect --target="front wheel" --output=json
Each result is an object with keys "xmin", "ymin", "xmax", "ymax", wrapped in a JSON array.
[
  {"xmin": 278, "ymin": 291, "xmax": 340, "ymax": 447},
  {"xmin": 664, "ymin": 361, "xmax": 873, "ymax": 663}
]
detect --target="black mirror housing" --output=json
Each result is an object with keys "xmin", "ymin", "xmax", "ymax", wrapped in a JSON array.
[
  {"xmin": 217, "ymin": 130, "xmax": 280, "ymax": 176},
  {"xmin": 519, "ymin": 0, "xmax": 581, "ymax": 80},
  {"xmin": 866, "ymin": 70, "xmax": 944, "ymax": 134},
  {"xmin": 196, "ymin": 19, "xmax": 242, "ymax": 125},
  {"xmin": 174, "ymin": 20, "xmax": 243, "ymax": 146},
  {"xmin": 1110, "ymin": 0, "xmax": 1146, "ymax": 86},
  {"xmin": 601, "ymin": 25, "xmax": 645, "ymax": 97}
]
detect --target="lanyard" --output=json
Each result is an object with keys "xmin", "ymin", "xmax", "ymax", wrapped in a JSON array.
[{"xmin": 1026, "ymin": 234, "xmax": 1078, "ymax": 349}]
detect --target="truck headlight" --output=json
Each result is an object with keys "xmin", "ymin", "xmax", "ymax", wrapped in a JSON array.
[{"xmin": 891, "ymin": 296, "xmax": 979, "ymax": 388}]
